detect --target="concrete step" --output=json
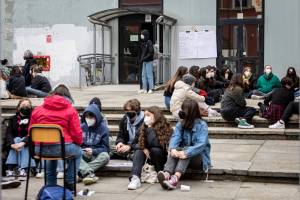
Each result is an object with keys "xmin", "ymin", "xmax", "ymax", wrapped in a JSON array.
[
  {"xmin": 98, "ymin": 139, "xmax": 300, "ymax": 184},
  {"xmin": 107, "ymin": 125, "xmax": 299, "ymax": 140},
  {"xmin": 2, "ymin": 113, "xmax": 298, "ymax": 140},
  {"xmin": 103, "ymin": 113, "xmax": 299, "ymax": 128}
]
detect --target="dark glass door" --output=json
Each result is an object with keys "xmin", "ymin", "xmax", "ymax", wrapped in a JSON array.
[
  {"xmin": 217, "ymin": 0, "xmax": 264, "ymax": 76},
  {"xmin": 118, "ymin": 14, "xmax": 158, "ymax": 84},
  {"xmin": 217, "ymin": 20, "xmax": 264, "ymax": 75}
]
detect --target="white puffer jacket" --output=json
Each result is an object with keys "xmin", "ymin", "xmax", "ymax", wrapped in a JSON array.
[{"xmin": 170, "ymin": 80, "xmax": 208, "ymax": 117}]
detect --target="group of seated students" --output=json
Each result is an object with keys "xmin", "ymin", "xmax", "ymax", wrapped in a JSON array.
[
  {"xmin": 164, "ymin": 64, "xmax": 299, "ymax": 129},
  {"xmin": 3, "ymin": 85, "xmax": 211, "ymax": 192},
  {"xmin": 0, "ymin": 50, "xmax": 52, "ymax": 99}
]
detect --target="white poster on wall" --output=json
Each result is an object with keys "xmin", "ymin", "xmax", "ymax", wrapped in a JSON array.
[{"xmin": 179, "ymin": 30, "xmax": 217, "ymax": 59}]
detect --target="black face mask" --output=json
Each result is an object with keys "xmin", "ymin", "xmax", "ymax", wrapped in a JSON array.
[
  {"xmin": 20, "ymin": 107, "xmax": 31, "ymax": 116},
  {"xmin": 126, "ymin": 111, "xmax": 137, "ymax": 120}
]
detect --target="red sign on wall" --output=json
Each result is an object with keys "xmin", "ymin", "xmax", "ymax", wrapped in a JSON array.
[
  {"xmin": 46, "ymin": 35, "xmax": 52, "ymax": 43},
  {"xmin": 33, "ymin": 55, "xmax": 51, "ymax": 71}
]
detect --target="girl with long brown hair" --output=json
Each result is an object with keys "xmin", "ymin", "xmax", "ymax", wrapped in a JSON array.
[
  {"xmin": 164, "ymin": 66, "xmax": 188, "ymax": 109},
  {"xmin": 128, "ymin": 106, "xmax": 173, "ymax": 190}
]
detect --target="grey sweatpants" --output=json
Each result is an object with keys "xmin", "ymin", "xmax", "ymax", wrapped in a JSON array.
[{"xmin": 164, "ymin": 155, "xmax": 202, "ymax": 174}]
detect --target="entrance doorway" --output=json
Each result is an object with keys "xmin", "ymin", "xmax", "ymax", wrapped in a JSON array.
[
  {"xmin": 118, "ymin": 14, "xmax": 159, "ymax": 84},
  {"xmin": 217, "ymin": 0, "xmax": 264, "ymax": 76}
]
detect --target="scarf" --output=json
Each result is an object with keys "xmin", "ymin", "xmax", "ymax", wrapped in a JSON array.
[{"xmin": 127, "ymin": 111, "xmax": 144, "ymax": 144}]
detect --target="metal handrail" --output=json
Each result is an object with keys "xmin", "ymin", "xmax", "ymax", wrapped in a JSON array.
[{"xmin": 77, "ymin": 53, "xmax": 114, "ymax": 88}]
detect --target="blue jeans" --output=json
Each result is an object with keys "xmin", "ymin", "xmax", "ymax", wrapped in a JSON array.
[
  {"xmin": 164, "ymin": 96, "xmax": 171, "ymax": 110},
  {"xmin": 6, "ymin": 137, "xmax": 36, "ymax": 169},
  {"xmin": 38, "ymin": 160, "xmax": 64, "ymax": 172},
  {"xmin": 26, "ymin": 86, "xmax": 48, "ymax": 97},
  {"xmin": 142, "ymin": 61, "xmax": 154, "ymax": 91},
  {"xmin": 35, "ymin": 143, "xmax": 82, "ymax": 185}
]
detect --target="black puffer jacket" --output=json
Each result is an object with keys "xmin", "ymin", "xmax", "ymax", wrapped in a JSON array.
[
  {"xmin": 31, "ymin": 74, "xmax": 52, "ymax": 93},
  {"xmin": 140, "ymin": 30, "xmax": 154, "ymax": 63},
  {"xmin": 7, "ymin": 74, "xmax": 27, "ymax": 97}
]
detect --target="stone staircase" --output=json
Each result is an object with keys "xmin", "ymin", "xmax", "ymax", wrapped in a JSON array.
[{"xmin": 1, "ymin": 103, "xmax": 299, "ymax": 184}]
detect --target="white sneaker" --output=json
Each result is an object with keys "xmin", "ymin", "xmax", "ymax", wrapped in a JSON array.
[
  {"xmin": 18, "ymin": 169, "xmax": 27, "ymax": 181},
  {"xmin": 251, "ymin": 95, "xmax": 264, "ymax": 100},
  {"xmin": 148, "ymin": 89, "xmax": 153, "ymax": 94},
  {"xmin": 128, "ymin": 175, "xmax": 141, "ymax": 190},
  {"xmin": 269, "ymin": 121, "xmax": 285, "ymax": 129},
  {"xmin": 56, "ymin": 172, "xmax": 64, "ymax": 179},
  {"xmin": 36, "ymin": 171, "xmax": 44, "ymax": 178},
  {"xmin": 208, "ymin": 109, "xmax": 221, "ymax": 117},
  {"xmin": 6, "ymin": 170, "xmax": 15, "ymax": 181},
  {"xmin": 138, "ymin": 90, "xmax": 146, "ymax": 94}
]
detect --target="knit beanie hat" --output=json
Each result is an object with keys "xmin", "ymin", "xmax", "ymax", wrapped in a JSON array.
[{"xmin": 182, "ymin": 74, "xmax": 196, "ymax": 86}]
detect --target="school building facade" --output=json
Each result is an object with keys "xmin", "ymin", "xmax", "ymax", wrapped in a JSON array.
[{"xmin": 0, "ymin": 0, "xmax": 299, "ymax": 87}]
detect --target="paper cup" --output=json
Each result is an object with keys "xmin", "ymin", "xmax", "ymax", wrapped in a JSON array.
[{"xmin": 180, "ymin": 184, "xmax": 190, "ymax": 191}]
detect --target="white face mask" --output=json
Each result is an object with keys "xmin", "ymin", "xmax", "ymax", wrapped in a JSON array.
[
  {"xmin": 244, "ymin": 71, "xmax": 251, "ymax": 77},
  {"xmin": 85, "ymin": 118, "xmax": 96, "ymax": 127},
  {"xmin": 144, "ymin": 116, "xmax": 153, "ymax": 126},
  {"xmin": 265, "ymin": 69, "xmax": 272, "ymax": 75},
  {"xmin": 205, "ymin": 73, "xmax": 211, "ymax": 79},
  {"xmin": 224, "ymin": 73, "xmax": 229, "ymax": 79},
  {"xmin": 141, "ymin": 34, "xmax": 145, "ymax": 40}
]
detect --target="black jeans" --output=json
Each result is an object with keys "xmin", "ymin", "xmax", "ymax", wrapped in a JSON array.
[
  {"xmin": 282, "ymin": 101, "xmax": 299, "ymax": 123},
  {"xmin": 221, "ymin": 106, "xmax": 256, "ymax": 122},
  {"xmin": 131, "ymin": 128, "xmax": 168, "ymax": 178},
  {"xmin": 131, "ymin": 147, "xmax": 167, "ymax": 178}
]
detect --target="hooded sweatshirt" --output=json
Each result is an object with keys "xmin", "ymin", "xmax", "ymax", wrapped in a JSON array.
[
  {"xmin": 81, "ymin": 104, "xmax": 109, "ymax": 156},
  {"xmin": 140, "ymin": 30, "xmax": 154, "ymax": 63},
  {"xmin": 29, "ymin": 95, "xmax": 82, "ymax": 145}
]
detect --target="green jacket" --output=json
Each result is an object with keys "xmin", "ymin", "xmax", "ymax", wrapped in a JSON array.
[{"xmin": 256, "ymin": 73, "xmax": 281, "ymax": 94}]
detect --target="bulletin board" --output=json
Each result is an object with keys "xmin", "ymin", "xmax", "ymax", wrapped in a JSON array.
[{"xmin": 179, "ymin": 30, "xmax": 217, "ymax": 59}]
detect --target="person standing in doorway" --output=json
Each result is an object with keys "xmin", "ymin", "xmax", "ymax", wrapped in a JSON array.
[{"xmin": 138, "ymin": 29, "xmax": 154, "ymax": 94}]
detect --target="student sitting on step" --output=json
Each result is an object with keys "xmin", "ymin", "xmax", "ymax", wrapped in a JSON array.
[
  {"xmin": 111, "ymin": 99, "xmax": 144, "ymax": 160},
  {"xmin": 128, "ymin": 106, "xmax": 173, "ymax": 190},
  {"xmin": 220, "ymin": 74, "xmax": 256, "ymax": 129},
  {"xmin": 5, "ymin": 98, "xmax": 36, "ymax": 181},
  {"xmin": 164, "ymin": 66, "xmax": 188, "ymax": 109},
  {"xmin": 78, "ymin": 103, "xmax": 110, "ymax": 185},
  {"xmin": 7, "ymin": 65, "xmax": 27, "ymax": 98},
  {"xmin": 170, "ymin": 74, "xmax": 220, "ymax": 118},
  {"xmin": 157, "ymin": 99, "xmax": 211, "ymax": 190},
  {"xmin": 29, "ymin": 84, "xmax": 82, "ymax": 192},
  {"xmin": 251, "ymin": 65, "xmax": 281, "ymax": 99},
  {"xmin": 261, "ymin": 77, "xmax": 295, "ymax": 124},
  {"xmin": 269, "ymin": 100, "xmax": 299, "ymax": 129},
  {"xmin": 219, "ymin": 66, "xmax": 233, "ymax": 86},
  {"xmin": 26, "ymin": 65, "xmax": 51, "ymax": 97},
  {"xmin": 242, "ymin": 66, "xmax": 257, "ymax": 99},
  {"xmin": 285, "ymin": 67, "xmax": 299, "ymax": 98}
]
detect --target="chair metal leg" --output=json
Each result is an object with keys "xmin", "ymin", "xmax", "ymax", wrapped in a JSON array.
[
  {"xmin": 44, "ymin": 160, "xmax": 47, "ymax": 185},
  {"xmin": 24, "ymin": 153, "xmax": 32, "ymax": 200},
  {"xmin": 63, "ymin": 158, "xmax": 66, "ymax": 200},
  {"xmin": 74, "ymin": 158, "xmax": 76, "ymax": 196}
]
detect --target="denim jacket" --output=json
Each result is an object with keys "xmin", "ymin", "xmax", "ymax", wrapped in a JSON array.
[{"xmin": 169, "ymin": 118, "xmax": 211, "ymax": 171}]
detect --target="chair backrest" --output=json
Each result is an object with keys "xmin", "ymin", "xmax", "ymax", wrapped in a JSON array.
[{"xmin": 30, "ymin": 124, "xmax": 64, "ymax": 143}]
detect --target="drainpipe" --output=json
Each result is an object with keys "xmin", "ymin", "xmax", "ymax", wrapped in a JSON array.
[
  {"xmin": 93, "ymin": 23, "xmax": 97, "ymax": 85},
  {"xmin": 109, "ymin": 27, "xmax": 112, "ymax": 84},
  {"xmin": 101, "ymin": 25, "xmax": 105, "ymax": 84}
]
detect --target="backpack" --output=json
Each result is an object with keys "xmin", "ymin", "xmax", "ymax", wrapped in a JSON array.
[{"xmin": 37, "ymin": 185, "xmax": 73, "ymax": 200}]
